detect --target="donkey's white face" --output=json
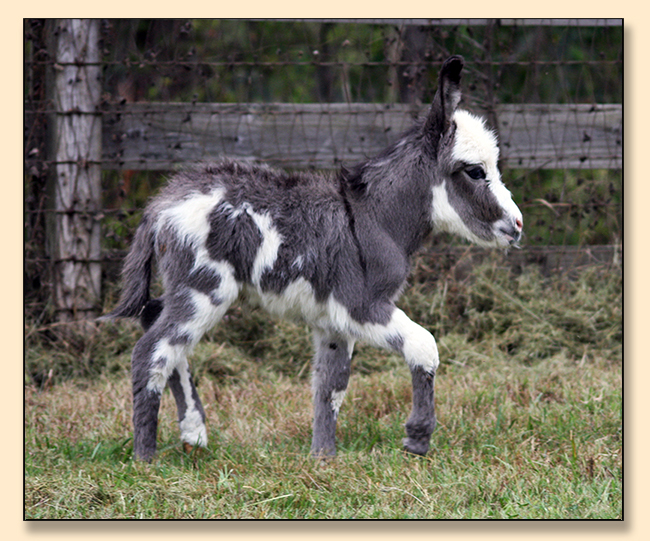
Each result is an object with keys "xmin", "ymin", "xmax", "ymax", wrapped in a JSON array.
[{"xmin": 431, "ymin": 110, "xmax": 523, "ymax": 248}]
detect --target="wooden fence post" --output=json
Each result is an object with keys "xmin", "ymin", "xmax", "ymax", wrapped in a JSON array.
[{"xmin": 46, "ymin": 19, "xmax": 102, "ymax": 326}]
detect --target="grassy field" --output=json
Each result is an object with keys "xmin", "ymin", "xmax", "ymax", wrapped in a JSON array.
[{"xmin": 24, "ymin": 257, "xmax": 622, "ymax": 519}]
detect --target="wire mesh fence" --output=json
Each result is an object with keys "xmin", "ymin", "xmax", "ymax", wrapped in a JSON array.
[{"xmin": 24, "ymin": 19, "xmax": 622, "ymax": 325}]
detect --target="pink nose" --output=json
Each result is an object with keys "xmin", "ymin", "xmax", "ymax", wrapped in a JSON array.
[{"xmin": 515, "ymin": 218, "xmax": 523, "ymax": 231}]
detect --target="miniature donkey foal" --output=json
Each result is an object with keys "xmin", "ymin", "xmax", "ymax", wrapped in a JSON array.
[{"xmin": 103, "ymin": 56, "xmax": 523, "ymax": 461}]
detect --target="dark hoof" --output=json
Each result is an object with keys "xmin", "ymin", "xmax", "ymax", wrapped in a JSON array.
[
  {"xmin": 311, "ymin": 448, "xmax": 336, "ymax": 458},
  {"xmin": 133, "ymin": 440, "xmax": 157, "ymax": 462},
  {"xmin": 402, "ymin": 437, "xmax": 429, "ymax": 456},
  {"xmin": 133, "ymin": 451, "xmax": 155, "ymax": 462},
  {"xmin": 310, "ymin": 447, "xmax": 336, "ymax": 466}
]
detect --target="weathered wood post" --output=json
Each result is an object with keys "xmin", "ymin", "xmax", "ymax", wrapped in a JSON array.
[{"xmin": 46, "ymin": 19, "xmax": 102, "ymax": 326}]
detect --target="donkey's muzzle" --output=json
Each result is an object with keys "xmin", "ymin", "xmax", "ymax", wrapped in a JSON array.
[{"xmin": 499, "ymin": 217, "xmax": 523, "ymax": 245}]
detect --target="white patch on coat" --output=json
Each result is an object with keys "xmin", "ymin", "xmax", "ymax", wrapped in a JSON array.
[
  {"xmin": 327, "ymin": 307, "xmax": 438, "ymax": 373},
  {"xmin": 451, "ymin": 110, "xmax": 523, "ymax": 242},
  {"xmin": 247, "ymin": 278, "xmax": 324, "ymax": 323},
  {"xmin": 180, "ymin": 288, "xmax": 230, "ymax": 342},
  {"xmin": 156, "ymin": 187, "xmax": 226, "ymax": 249},
  {"xmin": 247, "ymin": 278, "xmax": 353, "ymax": 331},
  {"xmin": 215, "ymin": 261, "xmax": 241, "ymax": 304},
  {"xmin": 331, "ymin": 390, "xmax": 346, "ymax": 418},
  {"xmin": 146, "ymin": 287, "xmax": 235, "ymax": 396},
  {"xmin": 194, "ymin": 256, "xmax": 241, "ymax": 305},
  {"xmin": 387, "ymin": 310, "xmax": 439, "ymax": 373},
  {"xmin": 489, "ymin": 180, "xmax": 522, "ymax": 225},
  {"xmin": 147, "ymin": 338, "xmax": 187, "ymax": 393},
  {"xmin": 452, "ymin": 110, "xmax": 500, "ymax": 169},
  {"xmin": 155, "ymin": 186, "xmax": 245, "ymax": 299},
  {"xmin": 176, "ymin": 361, "xmax": 208, "ymax": 447},
  {"xmin": 249, "ymin": 209, "xmax": 283, "ymax": 285},
  {"xmin": 431, "ymin": 182, "xmax": 488, "ymax": 246},
  {"xmin": 433, "ymin": 180, "xmax": 520, "ymax": 248}
]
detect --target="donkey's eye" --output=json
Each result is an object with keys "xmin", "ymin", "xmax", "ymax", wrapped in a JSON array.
[{"xmin": 466, "ymin": 166, "xmax": 486, "ymax": 181}]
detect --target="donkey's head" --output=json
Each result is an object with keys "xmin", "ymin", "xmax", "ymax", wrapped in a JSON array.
[{"xmin": 426, "ymin": 56, "xmax": 523, "ymax": 248}]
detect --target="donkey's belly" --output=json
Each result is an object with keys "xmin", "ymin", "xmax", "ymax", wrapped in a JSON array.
[
  {"xmin": 243, "ymin": 278, "xmax": 368, "ymax": 337},
  {"xmin": 243, "ymin": 278, "xmax": 329, "ymax": 326}
]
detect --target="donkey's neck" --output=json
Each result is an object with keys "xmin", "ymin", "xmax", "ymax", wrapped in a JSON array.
[
  {"xmin": 344, "ymin": 154, "xmax": 433, "ymax": 259},
  {"xmin": 376, "ymin": 175, "xmax": 433, "ymax": 257}
]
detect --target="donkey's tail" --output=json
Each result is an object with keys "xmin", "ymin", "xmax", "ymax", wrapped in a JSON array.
[{"xmin": 99, "ymin": 214, "xmax": 156, "ymax": 320}]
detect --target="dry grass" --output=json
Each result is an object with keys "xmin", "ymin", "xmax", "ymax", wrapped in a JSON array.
[
  {"xmin": 25, "ymin": 353, "xmax": 621, "ymax": 519},
  {"xmin": 24, "ymin": 258, "xmax": 622, "ymax": 519}
]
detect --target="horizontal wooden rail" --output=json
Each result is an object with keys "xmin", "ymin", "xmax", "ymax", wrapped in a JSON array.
[{"xmin": 102, "ymin": 102, "xmax": 621, "ymax": 171}]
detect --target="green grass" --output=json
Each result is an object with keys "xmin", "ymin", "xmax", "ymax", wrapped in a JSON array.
[{"xmin": 24, "ymin": 260, "xmax": 622, "ymax": 519}]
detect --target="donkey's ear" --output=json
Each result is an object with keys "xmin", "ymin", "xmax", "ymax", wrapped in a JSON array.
[{"xmin": 424, "ymin": 55, "xmax": 464, "ymax": 148}]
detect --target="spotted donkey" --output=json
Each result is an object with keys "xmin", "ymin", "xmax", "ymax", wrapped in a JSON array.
[{"xmin": 103, "ymin": 56, "xmax": 523, "ymax": 461}]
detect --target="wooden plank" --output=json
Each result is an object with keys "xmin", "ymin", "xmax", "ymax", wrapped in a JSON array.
[
  {"xmin": 102, "ymin": 102, "xmax": 419, "ymax": 170},
  {"xmin": 102, "ymin": 102, "xmax": 621, "ymax": 171},
  {"xmin": 497, "ymin": 104, "xmax": 622, "ymax": 169}
]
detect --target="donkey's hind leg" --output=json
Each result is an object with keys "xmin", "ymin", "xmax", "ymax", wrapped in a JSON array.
[
  {"xmin": 310, "ymin": 329, "xmax": 355, "ymax": 458},
  {"xmin": 137, "ymin": 297, "xmax": 208, "ymax": 452},
  {"xmin": 167, "ymin": 361, "xmax": 207, "ymax": 452},
  {"xmin": 131, "ymin": 287, "xmax": 235, "ymax": 460},
  {"xmin": 131, "ymin": 322, "xmax": 177, "ymax": 461}
]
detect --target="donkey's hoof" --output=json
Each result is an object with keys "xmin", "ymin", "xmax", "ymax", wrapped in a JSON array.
[
  {"xmin": 310, "ymin": 447, "xmax": 336, "ymax": 466},
  {"xmin": 183, "ymin": 442, "xmax": 206, "ymax": 456},
  {"xmin": 402, "ymin": 437, "xmax": 429, "ymax": 456}
]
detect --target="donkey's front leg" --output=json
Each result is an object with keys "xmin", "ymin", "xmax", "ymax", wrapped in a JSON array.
[
  {"xmin": 310, "ymin": 329, "xmax": 354, "ymax": 458},
  {"xmin": 403, "ymin": 365, "xmax": 436, "ymax": 456},
  {"xmin": 357, "ymin": 308, "xmax": 439, "ymax": 456},
  {"xmin": 390, "ymin": 310, "xmax": 439, "ymax": 456}
]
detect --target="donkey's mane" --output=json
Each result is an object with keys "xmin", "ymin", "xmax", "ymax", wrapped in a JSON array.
[
  {"xmin": 339, "ymin": 162, "xmax": 367, "ymax": 194},
  {"xmin": 339, "ymin": 123, "xmax": 424, "ymax": 196}
]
